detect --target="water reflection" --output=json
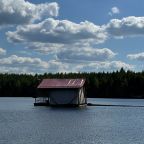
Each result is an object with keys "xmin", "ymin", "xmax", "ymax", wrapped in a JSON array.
[{"xmin": 0, "ymin": 98, "xmax": 144, "ymax": 144}]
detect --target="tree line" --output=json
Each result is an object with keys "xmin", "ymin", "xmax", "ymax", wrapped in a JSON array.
[{"xmin": 0, "ymin": 68, "xmax": 144, "ymax": 98}]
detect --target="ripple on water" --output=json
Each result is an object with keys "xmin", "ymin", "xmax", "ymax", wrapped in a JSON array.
[{"xmin": 0, "ymin": 98, "xmax": 144, "ymax": 144}]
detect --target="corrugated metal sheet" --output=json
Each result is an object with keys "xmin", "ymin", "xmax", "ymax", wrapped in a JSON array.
[{"xmin": 37, "ymin": 79, "xmax": 85, "ymax": 89}]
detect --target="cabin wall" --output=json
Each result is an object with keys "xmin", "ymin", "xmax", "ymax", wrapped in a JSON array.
[
  {"xmin": 36, "ymin": 87, "xmax": 86, "ymax": 105},
  {"xmin": 78, "ymin": 88, "xmax": 86, "ymax": 104},
  {"xmin": 49, "ymin": 89, "xmax": 79, "ymax": 105}
]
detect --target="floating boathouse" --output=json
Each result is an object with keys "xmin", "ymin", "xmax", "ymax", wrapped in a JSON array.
[{"xmin": 34, "ymin": 79, "xmax": 87, "ymax": 106}]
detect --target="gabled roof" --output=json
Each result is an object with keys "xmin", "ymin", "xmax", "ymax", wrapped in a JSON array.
[{"xmin": 37, "ymin": 79, "xmax": 85, "ymax": 89}]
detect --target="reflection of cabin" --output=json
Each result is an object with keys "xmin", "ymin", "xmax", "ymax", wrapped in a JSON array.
[{"xmin": 34, "ymin": 79, "xmax": 86, "ymax": 106}]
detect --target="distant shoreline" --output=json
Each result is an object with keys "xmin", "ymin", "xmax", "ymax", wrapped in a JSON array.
[{"xmin": 0, "ymin": 69, "xmax": 144, "ymax": 98}]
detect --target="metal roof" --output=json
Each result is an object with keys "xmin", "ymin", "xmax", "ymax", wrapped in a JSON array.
[{"xmin": 37, "ymin": 79, "xmax": 85, "ymax": 89}]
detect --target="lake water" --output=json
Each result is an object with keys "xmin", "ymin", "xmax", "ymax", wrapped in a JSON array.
[{"xmin": 1, "ymin": 98, "xmax": 144, "ymax": 144}]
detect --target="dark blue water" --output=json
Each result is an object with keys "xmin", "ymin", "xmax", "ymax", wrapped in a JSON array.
[{"xmin": 0, "ymin": 98, "xmax": 144, "ymax": 144}]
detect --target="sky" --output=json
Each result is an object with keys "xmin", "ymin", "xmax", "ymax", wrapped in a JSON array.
[{"xmin": 0, "ymin": 0, "xmax": 144, "ymax": 74}]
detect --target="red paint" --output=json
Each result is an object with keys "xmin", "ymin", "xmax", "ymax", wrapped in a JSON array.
[{"xmin": 37, "ymin": 79, "xmax": 85, "ymax": 89}]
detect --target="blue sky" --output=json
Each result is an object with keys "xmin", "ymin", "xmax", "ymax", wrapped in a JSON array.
[{"xmin": 0, "ymin": 0, "xmax": 144, "ymax": 73}]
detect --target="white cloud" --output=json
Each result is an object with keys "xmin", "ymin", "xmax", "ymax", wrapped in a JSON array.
[
  {"xmin": 7, "ymin": 16, "xmax": 144, "ymax": 49},
  {"xmin": 47, "ymin": 60, "xmax": 69, "ymax": 73},
  {"xmin": 0, "ymin": 66, "xmax": 32, "ymax": 74},
  {"xmin": 7, "ymin": 16, "xmax": 144, "ymax": 46},
  {"xmin": 57, "ymin": 47, "xmax": 116, "ymax": 62},
  {"xmin": 0, "ymin": 0, "xmax": 59, "ymax": 25},
  {"xmin": 26, "ymin": 42, "xmax": 64, "ymax": 54},
  {"xmin": 43, "ymin": 60, "xmax": 133, "ymax": 73},
  {"xmin": 45, "ymin": 59, "xmax": 133, "ymax": 73},
  {"xmin": 6, "ymin": 18, "xmax": 108, "ymax": 71},
  {"xmin": 106, "ymin": 16, "xmax": 144, "ymax": 38},
  {"xmin": 0, "ymin": 55, "xmax": 61, "ymax": 74},
  {"xmin": 75, "ymin": 61, "xmax": 134, "ymax": 72},
  {"xmin": 111, "ymin": 7, "xmax": 120, "ymax": 14},
  {"xmin": 6, "ymin": 18, "xmax": 107, "ymax": 45},
  {"xmin": 127, "ymin": 52, "xmax": 144, "ymax": 61},
  {"xmin": 0, "ymin": 55, "xmax": 68, "ymax": 73},
  {"xmin": 0, "ymin": 55, "xmax": 48, "ymax": 68},
  {"xmin": 0, "ymin": 48, "xmax": 6, "ymax": 55},
  {"xmin": 108, "ymin": 6, "xmax": 120, "ymax": 16},
  {"xmin": 0, "ymin": 1, "xmax": 139, "ymax": 73},
  {"xmin": 0, "ymin": 54, "xmax": 133, "ymax": 74}
]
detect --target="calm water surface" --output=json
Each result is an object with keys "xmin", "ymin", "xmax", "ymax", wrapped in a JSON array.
[{"xmin": 1, "ymin": 98, "xmax": 144, "ymax": 144}]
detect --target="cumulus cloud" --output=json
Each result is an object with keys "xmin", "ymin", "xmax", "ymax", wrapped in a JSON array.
[
  {"xmin": 0, "ymin": 55, "xmax": 48, "ymax": 68},
  {"xmin": 44, "ymin": 60, "xmax": 133, "ymax": 73},
  {"xmin": 0, "ymin": 48, "xmax": 6, "ymax": 55},
  {"xmin": 0, "ymin": 55, "xmax": 49, "ymax": 73},
  {"xmin": 109, "ymin": 7, "xmax": 120, "ymax": 16},
  {"xmin": 26, "ymin": 42, "xmax": 64, "ymax": 54},
  {"xmin": 47, "ymin": 60, "xmax": 69, "ymax": 73},
  {"xmin": 0, "ymin": 1, "xmax": 139, "ymax": 73},
  {"xmin": 127, "ymin": 52, "xmax": 144, "ymax": 61},
  {"xmin": 106, "ymin": 16, "xmax": 144, "ymax": 38},
  {"xmin": 57, "ymin": 47, "xmax": 116, "ymax": 62},
  {"xmin": 6, "ymin": 18, "xmax": 107, "ymax": 44},
  {"xmin": 0, "ymin": 55, "xmax": 69, "ymax": 73},
  {"xmin": 1, "ymin": 4, "xmax": 139, "ymax": 74},
  {"xmin": 7, "ymin": 16, "xmax": 144, "ymax": 48},
  {"xmin": 0, "ymin": 0, "xmax": 59, "ymax": 25},
  {"xmin": 112, "ymin": 7, "xmax": 120, "ymax": 14},
  {"xmin": 46, "ymin": 59, "xmax": 134, "ymax": 73},
  {"xmin": 0, "ymin": 66, "xmax": 32, "ymax": 74},
  {"xmin": 0, "ymin": 54, "xmax": 133, "ymax": 73},
  {"xmin": 75, "ymin": 61, "xmax": 133, "ymax": 72}
]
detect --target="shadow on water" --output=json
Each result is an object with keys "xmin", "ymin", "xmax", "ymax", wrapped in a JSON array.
[
  {"xmin": 33, "ymin": 105, "xmax": 89, "ymax": 113},
  {"xmin": 48, "ymin": 106, "xmax": 88, "ymax": 112}
]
